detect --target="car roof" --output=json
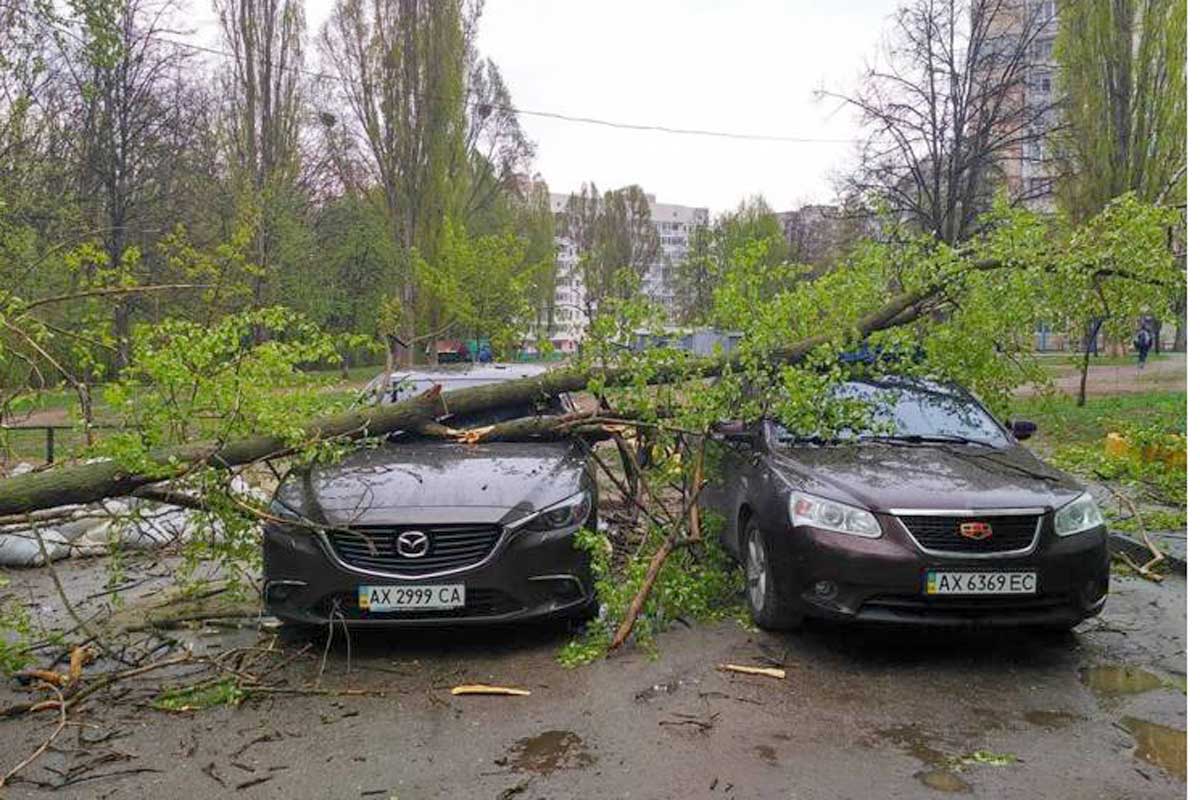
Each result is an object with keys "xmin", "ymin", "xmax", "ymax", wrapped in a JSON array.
[{"xmin": 363, "ymin": 363, "xmax": 551, "ymax": 395}]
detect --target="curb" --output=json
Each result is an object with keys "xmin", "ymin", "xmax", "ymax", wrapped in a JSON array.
[{"xmin": 1108, "ymin": 533, "xmax": 1187, "ymax": 576}]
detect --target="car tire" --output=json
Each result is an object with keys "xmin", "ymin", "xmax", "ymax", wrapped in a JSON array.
[
  {"xmin": 742, "ymin": 518, "xmax": 800, "ymax": 631},
  {"xmin": 557, "ymin": 596, "xmax": 600, "ymax": 633}
]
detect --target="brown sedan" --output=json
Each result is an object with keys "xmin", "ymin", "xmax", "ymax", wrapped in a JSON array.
[{"xmin": 702, "ymin": 377, "xmax": 1109, "ymax": 630}]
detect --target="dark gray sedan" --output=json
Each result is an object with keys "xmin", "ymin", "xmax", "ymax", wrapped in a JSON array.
[{"xmin": 263, "ymin": 365, "xmax": 598, "ymax": 627}]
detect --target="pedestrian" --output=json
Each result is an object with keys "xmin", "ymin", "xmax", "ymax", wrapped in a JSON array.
[{"xmin": 1134, "ymin": 324, "xmax": 1153, "ymax": 369}]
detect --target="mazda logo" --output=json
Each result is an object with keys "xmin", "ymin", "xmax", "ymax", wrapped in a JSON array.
[{"xmin": 395, "ymin": 531, "xmax": 430, "ymax": 558}]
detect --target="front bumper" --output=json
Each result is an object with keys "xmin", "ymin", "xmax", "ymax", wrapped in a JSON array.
[
  {"xmin": 262, "ymin": 522, "xmax": 595, "ymax": 627},
  {"xmin": 765, "ymin": 514, "xmax": 1109, "ymax": 627}
]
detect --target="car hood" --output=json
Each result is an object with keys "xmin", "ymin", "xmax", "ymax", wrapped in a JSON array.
[
  {"xmin": 274, "ymin": 441, "xmax": 588, "ymax": 527},
  {"xmin": 771, "ymin": 443, "xmax": 1083, "ymax": 513}
]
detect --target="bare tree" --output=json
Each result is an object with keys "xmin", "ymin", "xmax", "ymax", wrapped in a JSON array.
[
  {"xmin": 823, "ymin": 0, "xmax": 1059, "ymax": 244},
  {"xmin": 52, "ymin": 0, "xmax": 198, "ymax": 367}
]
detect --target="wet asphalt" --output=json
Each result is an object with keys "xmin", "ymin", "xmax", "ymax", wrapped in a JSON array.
[{"xmin": 0, "ymin": 566, "xmax": 1186, "ymax": 799}]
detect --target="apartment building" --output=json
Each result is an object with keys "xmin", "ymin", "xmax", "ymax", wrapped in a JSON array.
[
  {"xmin": 645, "ymin": 197, "xmax": 709, "ymax": 311},
  {"xmin": 990, "ymin": 0, "xmax": 1060, "ymax": 206}
]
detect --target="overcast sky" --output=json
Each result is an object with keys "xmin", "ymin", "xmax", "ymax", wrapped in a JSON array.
[{"xmin": 190, "ymin": 1, "xmax": 902, "ymax": 215}]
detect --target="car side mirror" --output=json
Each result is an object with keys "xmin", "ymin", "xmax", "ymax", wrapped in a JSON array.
[
  {"xmin": 713, "ymin": 420, "xmax": 756, "ymax": 445},
  {"xmin": 1008, "ymin": 419, "xmax": 1037, "ymax": 440}
]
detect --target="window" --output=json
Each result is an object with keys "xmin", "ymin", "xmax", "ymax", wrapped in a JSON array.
[
  {"xmin": 1028, "ymin": 70, "xmax": 1051, "ymax": 94},
  {"xmin": 1031, "ymin": 1, "xmax": 1055, "ymax": 24}
]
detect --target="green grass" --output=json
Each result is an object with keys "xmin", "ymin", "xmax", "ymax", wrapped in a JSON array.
[
  {"xmin": 1034, "ymin": 352, "xmax": 1178, "ymax": 369},
  {"xmin": 1010, "ymin": 390, "xmax": 1185, "ymax": 453},
  {"xmin": 152, "ymin": 678, "xmax": 246, "ymax": 712}
]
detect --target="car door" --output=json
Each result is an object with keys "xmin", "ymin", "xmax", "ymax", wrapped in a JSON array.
[{"xmin": 703, "ymin": 420, "xmax": 770, "ymax": 558}]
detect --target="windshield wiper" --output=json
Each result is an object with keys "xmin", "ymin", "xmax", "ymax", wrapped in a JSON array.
[
  {"xmin": 778, "ymin": 433, "xmax": 836, "ymax": 445},
  {"xmin": 861, "ymin": 433, "xmax": 999, "ymax": 448}
]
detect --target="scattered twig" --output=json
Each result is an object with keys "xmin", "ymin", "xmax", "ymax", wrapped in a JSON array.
[
  {"xmin": 1108, "ymin": 486, "xmax": 1166, "ymax": 579},
  {"xmin": 202, "ymin": 762, "xmax": 226, "ymax": 787},
  {"xmin": 608, "ymin": 439, "xmax": 708, "ymax": 653},
  {"xmin": 1, "ymin": 684, "xmax": 67, "ymax": 788}
]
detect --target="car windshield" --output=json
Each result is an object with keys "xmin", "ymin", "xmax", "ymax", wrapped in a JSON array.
[{"xmin": 778, "ymin": 378, "xmax": 1009, "ymax": 447}]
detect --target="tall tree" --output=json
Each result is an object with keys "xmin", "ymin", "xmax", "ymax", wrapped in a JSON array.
[
  {"xmin": 1054, "ymin": 0, "xmax": 1187, "ymax": 352},
  {"xmin": 824, "ymin": 0, "xmax": 1058, "ymax": 244},
  {"xmin": 214, "ymin": 0, "xmax": 309, "ymax": 314},
  {"xmin": 319, "ymin": 0, "xmax": 472, "ymax": 367},
  {"xmin": 461, "ymin": 57, "xmax": 536, "ymax": 225},
  {"xmin": 1054, "ymin": 0, "xmax": 1186, "ymax": 221}
]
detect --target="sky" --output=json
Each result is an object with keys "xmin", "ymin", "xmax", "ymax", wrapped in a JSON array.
[{"xmin": 188, "ymin": 0, "xmax": 902, "ymax": 215}]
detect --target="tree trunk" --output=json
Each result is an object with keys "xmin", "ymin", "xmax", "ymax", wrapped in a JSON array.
[
  {"xmin": 0, "ymin": 281, "xmax": 949, "ymax": 516},
  {"xmin": 1077, "ymin": 349, "xmax": 1090, "ymax": 407}
]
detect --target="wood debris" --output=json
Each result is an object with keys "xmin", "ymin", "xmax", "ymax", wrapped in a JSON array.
[
  {"xmin": 450, "ymin": 684, "xmax": 531, "ymax": 697},
  {"xmin": 717, "ymin": 664, "xmax": 786, "ymax": 680}
]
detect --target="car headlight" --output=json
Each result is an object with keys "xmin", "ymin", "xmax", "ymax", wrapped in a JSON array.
[
  {"xmin": 788, "ymin": 490, "xmax": 881, "ymax": 538},
  {"xmin": 267, "ymin": 497, "xmax": 302, "ymax": 522},
  {"xmin": 1054, "ymin": 492, "xmax": 1105, "ymax": 536},
  {"xmin": 523, "ymin": 491, "xmax": 592, "ymax": 532}
]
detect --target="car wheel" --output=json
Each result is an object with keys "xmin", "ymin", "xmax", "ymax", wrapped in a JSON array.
[
  {"xmin": 557, "ymin": 596, "xmax": 600, "ymax": 633},
  {"xmin": 743, "ymin": 519, "xmax": 800, "ymax": 631}
]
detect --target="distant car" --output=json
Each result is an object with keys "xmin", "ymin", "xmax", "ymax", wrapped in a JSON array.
[
  {"xmin": 264, "ymin": 364, "xmax": 598, "ymax": 627},
  {"xmin": 702, "ymin": 376, "xmax": 1109, "ymax": 630}
]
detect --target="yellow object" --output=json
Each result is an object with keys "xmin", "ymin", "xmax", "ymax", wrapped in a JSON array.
[
  {"xmin": 1105, "ymin": 431, "xmax": 1186, "ymax": 469},
  {"xmin": 1105, "ymin": 432, "xmax": 1132, "ymax": 458}
]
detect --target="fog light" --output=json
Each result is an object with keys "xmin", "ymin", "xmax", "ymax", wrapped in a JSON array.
[
  {"xmin": 264, "ymin": 580, "xmax": 306, "ymax": 604},
  {"xmin": 814, "ymin": 580, "xmax": 838, "ymax": 599},
  {"xmin": 529, "ymin": 574, "xmax": 584, "ymax": 601}
]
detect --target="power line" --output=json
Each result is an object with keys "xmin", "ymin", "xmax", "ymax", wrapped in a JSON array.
[
  {"xmin": 21, "ymin": 5, "xmax": 858, "ymax": 147},
  {"xmin": 166, "ymin": 32, "xmax": 856, "ymax": 144}
]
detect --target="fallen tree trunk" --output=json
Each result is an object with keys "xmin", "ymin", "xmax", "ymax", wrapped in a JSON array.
[{"xmin": 0, "ymin": 282, "xmax": 946, "ymax": 516}]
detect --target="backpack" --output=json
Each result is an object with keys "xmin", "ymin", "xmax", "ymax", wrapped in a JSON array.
[{"xmin": 1135, "ymin": 329, "xmax": 1152, "ymax": 348}]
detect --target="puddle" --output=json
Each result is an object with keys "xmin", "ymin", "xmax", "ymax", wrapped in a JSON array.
[
  {"xmin": 877, "ymin": 725, "xmax": 948, "ymax": 767},
  {"xmin": 1023, "ymin": 710, "xmax": 1081, "ymax": 730},
  {"xmin": 1120, "ymin": 717, "xmax": 1186, "ymax": 780},
  {"xmin": 916, "ymin": 769, "xmax": 972, "ymax": 793},
  {"xmin": 1080, "ymin": 665, "xmax": 1163, "ymax": 697},
  {"xmin": 877, "ymin": 725, "xmax": 1012, "ymax": 791},
  {"xmin": 753, "ymin": 744, "xmax": 778, "ymax": 766},
  {"xmin": 506, "ymin": 730, "xmax": 596, "ymax": 775}
]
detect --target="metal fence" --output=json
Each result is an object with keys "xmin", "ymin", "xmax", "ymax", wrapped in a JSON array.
[{"xmin": 0, "ymin": 424, "xmax": 119, "ymax": 465}]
